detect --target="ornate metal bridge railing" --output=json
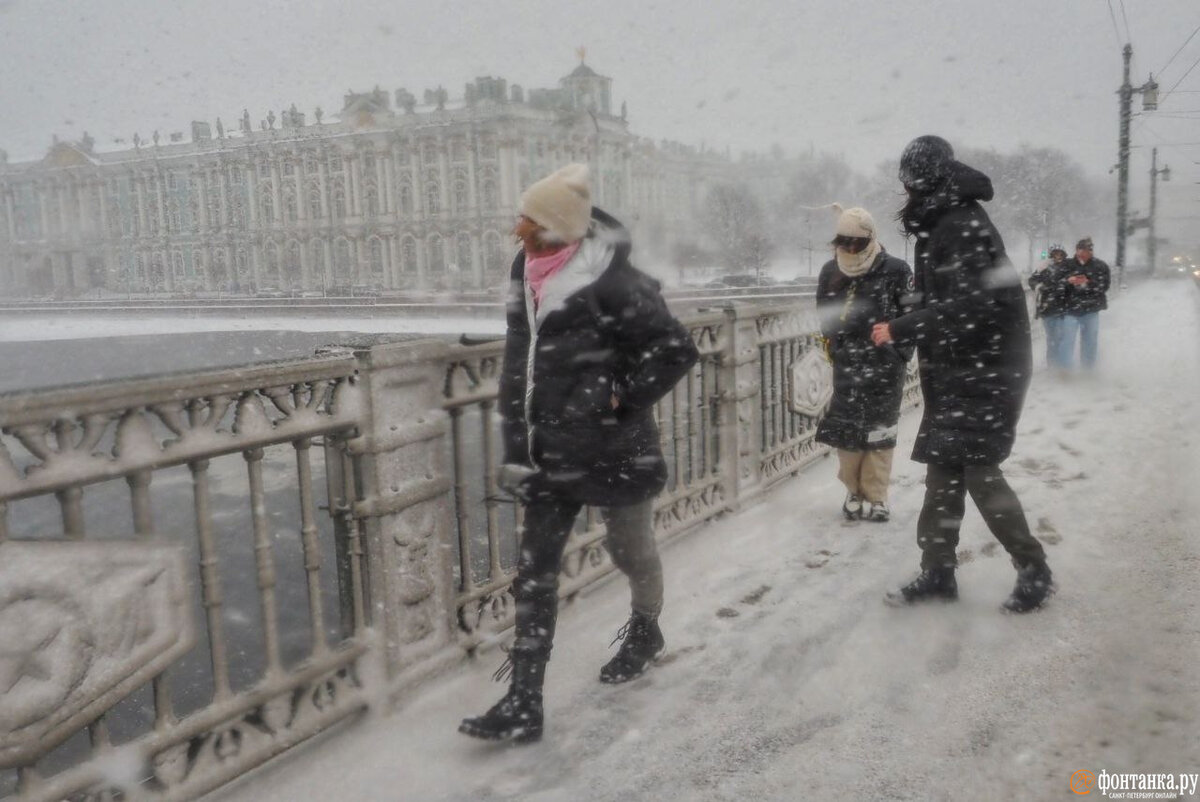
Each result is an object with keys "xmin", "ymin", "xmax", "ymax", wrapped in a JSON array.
[{"xmin": 0, "ymin": 301, "xmax": 919, "ymax": 801}]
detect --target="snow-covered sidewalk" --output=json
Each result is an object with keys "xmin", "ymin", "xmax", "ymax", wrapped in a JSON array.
[{"xmin": 217, "ymin": 281, "xmax": 1200, "ymax": 802}]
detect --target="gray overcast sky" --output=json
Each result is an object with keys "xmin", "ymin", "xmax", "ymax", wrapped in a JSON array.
[{"xmin": 1, "ymin": 0, "xmax": 1197, "ymax": 245}]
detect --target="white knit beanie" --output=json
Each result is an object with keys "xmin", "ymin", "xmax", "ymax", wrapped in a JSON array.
[
  {"xmin": 519, "ymin": 163, "xmax": 592, "ymax": 244},
  {"xmin": 835, "ymin": 205, "xmax": 876, "ymax": 239}
]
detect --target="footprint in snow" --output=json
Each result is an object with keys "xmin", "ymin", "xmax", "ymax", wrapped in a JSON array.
[
  {"xmin": 1057, "ymin": 441, "xmax": 1083, "ymax": 457},
  {"xmin": 1036, "ymin": 516, "xmax": 1062, "ymax": 545}
]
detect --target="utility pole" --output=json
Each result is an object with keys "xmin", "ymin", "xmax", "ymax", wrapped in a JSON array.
[
  {"xmin": 1147, "ymin": 147, "xmax": 1170, "ymax": 275},
  {"xmin": 1115, "ymin": 44, "xmax": 1159, "ymax": 287},
  {"xmin": 1116, "ymin": 44, "xmax": 1133, "ymax": 287}
]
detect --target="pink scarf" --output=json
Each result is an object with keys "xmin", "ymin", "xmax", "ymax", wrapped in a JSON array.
[{"xmin": 525, "ymin": 242, "xmax": 581, "ymax": 308}]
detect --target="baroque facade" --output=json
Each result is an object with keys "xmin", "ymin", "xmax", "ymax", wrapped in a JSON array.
[{"xmin": 0, "ymin": 62, "xmax": 737, "ymax": 297}]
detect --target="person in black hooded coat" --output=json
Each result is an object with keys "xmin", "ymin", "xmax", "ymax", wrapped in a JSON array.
[
  {"xmin": 815, "ymin": 205, "xmax": 914, "ymax": 523},
  {"xmin": 460, "ymin": 164, "xmax": 699, "ymax": 744},
  {"xmin": 870, "ymin": 135, "xmax": 1053, "ymax": 614}
]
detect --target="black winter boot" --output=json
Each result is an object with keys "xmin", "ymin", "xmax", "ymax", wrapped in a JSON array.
[
  {"xmin": 884, "ymin": 567, "xmax": 958, "ymax": 606},
  {"xmin": 459, "ymin": 653, "xmax": 546, "ymax": 743},
  {"xmin": 1002, "ymin": 561, "xmax": 1054, "ymax": 613},
  {"xmin": 599, "ymin": 611, "xmax": 665, "ymax": 684}
]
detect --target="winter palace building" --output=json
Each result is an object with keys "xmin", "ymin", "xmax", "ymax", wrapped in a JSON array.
[{"xmin": 0, "ymin": 62, "xmax": 741, "ymax": 297}]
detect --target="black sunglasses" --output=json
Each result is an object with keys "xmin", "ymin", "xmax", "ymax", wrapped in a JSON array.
[{"xmin": 833, "ymin": 235, "xmax": 871, "ymax": 251}]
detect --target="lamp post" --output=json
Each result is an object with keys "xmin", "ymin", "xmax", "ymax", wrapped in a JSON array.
[
  {"xmin": 1115, "ymin": 43, "xmax": 1159, "ymax": 287},
  {"xmin": 1147, "ymin": 147, "xmax": 1170, "ymax": 276}
]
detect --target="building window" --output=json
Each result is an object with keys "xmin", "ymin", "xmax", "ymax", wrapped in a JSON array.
[
  {"xmin": 332, "ymin": 179, "xmax": 346, "ymax": 219},
  {"xmin": 369, "ymin": 238, "xmax": 384, "ymax": 281},
  {"xmin": 309, "ymin": 239, "xmax": 326, "ymax": 288},
  {"xmin": 260, "ymin": 190, "xmax": 275, "ymax": 224},
  {"xmin": 484, "ymin": 231, "xmax": 505, "ymax": 280},
  {"xmin": 308, "ymin": 186, "xmax": 323, "ymax": 220},
  {"xmin": 398, "ymin": 183, "xmax": 413, "ymax": 215},
  {"xmin": 286, "ymin": 241, "xmax": 302, "ymax": 287},
  {"xmin": 453, "ymin": 171, "xmax": 469, "ymax": 212},
  {"xmin": 455, "ymin": 234, "xmax": 472, "ymax": 281},
  {"xmin": 425, "ymin": 180, "xmax": 440, "ymax": 215},
  {"xmin": 427, "ymin": 234, "xmax": 444, "ymax": 277},
  {"xmin": 264, "ymin": 240, "xmax": 281, "ymax": 286},
  {"xmin": 401, "ymin": 237, "xmax": 417, "ymax": 275},
  {"xmin": 334, "ymin": 239, "xmax": 353, "ymax": 283}
]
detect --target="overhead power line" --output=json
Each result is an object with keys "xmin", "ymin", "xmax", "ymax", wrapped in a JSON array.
[
  {"xmin": 1118, "ymin": 0, "xmax": 1133, "ymax": 44},
  {"xmin": 1156, "ymin": 23, "xmax": 1200, "ymax": 79},
  {"xmin": 1106, "ymin": 0, "xmax": 1124, "ymax": 45},
  {"xmin": 1162, "ymin": 51, "xmax": 1200, "ymax": 104}
]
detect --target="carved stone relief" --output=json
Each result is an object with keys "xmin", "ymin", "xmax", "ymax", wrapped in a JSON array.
[
  {"xmin": 0, "ymin": 541, "xmax": 193, "ymax": 769},
  {"xmin": 788, "ymin": 348, "xmax": 834, "ymax": 417}
]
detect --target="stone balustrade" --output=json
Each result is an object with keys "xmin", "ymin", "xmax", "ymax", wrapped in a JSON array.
[{"xmin": 0, "ymin": 299, "xmax": 919, "ymax": 801}]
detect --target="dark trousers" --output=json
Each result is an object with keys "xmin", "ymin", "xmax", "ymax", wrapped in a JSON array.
[
  {"xmin": 511, "ymin": 495, "xmax": 660, "ymax": 660},
  {"xmin": 510, "ymin": 497, "xmax": 580, "ymax": 660},
  {"xmin": 917, "ymin": 463, "xmax": 1046, "ymax": 570}
]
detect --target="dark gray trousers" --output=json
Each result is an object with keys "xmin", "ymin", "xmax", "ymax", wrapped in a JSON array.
[{"xmin": 917, "ymin": 463, "xmax": 1046, "ymax": 570}]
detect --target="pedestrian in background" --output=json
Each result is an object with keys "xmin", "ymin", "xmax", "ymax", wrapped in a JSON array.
[
  {"xmin": 815, "ymin": 205, "xmax": 914, "ymax": 523},
  {"xmin": 1058, "ymin": 237, "xmax": 1111, "ymax": 371},
  {"xmin": 459, "ymin": 164, "xmax": 699, "ymax": 744},
  {"xmin": 1028, "ymin": 244, "xmax": 1069, "ymax": 370},
  {"xmin": 872, "ymin": 135, "xmax": 1054, "ymax": 614}
]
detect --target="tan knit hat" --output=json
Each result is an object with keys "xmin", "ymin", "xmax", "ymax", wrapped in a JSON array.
[
  {"xmin": 834, "ymin": 205, "xmax": 876, "ymax": 239},
  {"xmin": 519, "ymin": 163, "xmax": 592, "ymax": 244}
]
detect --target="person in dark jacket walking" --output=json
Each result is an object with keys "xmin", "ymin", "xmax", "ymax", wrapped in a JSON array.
[
  {"xmin": 1057, "ymin": 237, "xmax": 1111, "ymax": 370},
  {"xmin": 815, "ymin": 205, "xmax": 914, "ymax": 522},
  {"xmin": 1028, "ymin": 244, "xmax": 1069, "ymax": 369},
  {"xmin": 870, "ymin": 135, "xmax": 1053, "ymax": 614},
  {"xmin": 459, "ymin": 164, "xmax": 699, "ymax": 743}
]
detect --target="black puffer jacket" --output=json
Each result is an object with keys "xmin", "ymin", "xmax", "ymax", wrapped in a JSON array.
[
  {"xmin": 815, "ymin": 251, "xmax": 914, "ymax": 451},
  {"xmin": 890, "ymin": 162, "xmax": 1032, "ymax": 466},
  {"xmin": 499, "ymin": 208, "xmax": 699, "ymax": 507},
  {"xmin": 1028, "ymin": 261, "xmax": 1068, "ymax": 318},
  {"xmin": 1061, "ymin": 256, "xmax": 1111, "ymax": 315}
]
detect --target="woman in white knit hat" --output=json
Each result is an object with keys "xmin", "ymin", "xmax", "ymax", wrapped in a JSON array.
[
  {"xmin": 459, "ymin": 163, "xmax": 699, "ymax": 743},
  {"xmin": 814, "ymin": 204, "xmax": 914, "ymax": 522}
]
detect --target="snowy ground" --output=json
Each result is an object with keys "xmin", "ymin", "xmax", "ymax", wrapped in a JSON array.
[{"xmin": 212, "ymin": 280, "xmax": 1200, "ymax": 802}]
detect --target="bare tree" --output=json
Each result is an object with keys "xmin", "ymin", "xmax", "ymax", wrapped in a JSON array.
[{"xmin": 702, "ymin": 183, "xmax": 774, "ymax": 278}]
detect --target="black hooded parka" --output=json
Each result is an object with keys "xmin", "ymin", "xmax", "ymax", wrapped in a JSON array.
[{"xmin": 889, "ymin": 162, "xmax": 1033, "ymax": 466}]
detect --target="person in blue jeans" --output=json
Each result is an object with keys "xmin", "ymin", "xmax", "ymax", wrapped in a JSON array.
[
  {"xmin": 1057, "ymin": 238, "xmax": 1111, "ymax": 370},
  {"xmin": 1028, "ymin": 245, "xmax": 1069, "ymax": 369}
]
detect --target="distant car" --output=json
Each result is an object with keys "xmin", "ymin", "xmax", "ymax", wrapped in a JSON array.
[
  {"xmin": 255, "ymin": 287, "xmax": 287, "ymax": 298},
  {"xmin": 350, "ymin": 284, "xmax": 382, "ymax": 297},
  {"xmin": 295, "ymin": 289, "xmax": 325, "ymax": 298}
]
